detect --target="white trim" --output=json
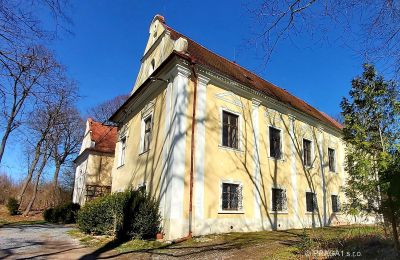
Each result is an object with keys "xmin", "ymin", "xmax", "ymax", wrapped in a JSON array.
[
  {"xmin": 219, "ymin": 180, "xmax": 243, "ymax": 213},
  {"xmin": 194, "ymin": 74, "xmax": 209, "ymax": 221},
  {"xmin": 317, "ymin": 129, "xmax": 327, "ymax": 225},
  {"xmin": 289, "ymin": 114, "xmax": 299, "ymax": 222},
  {"xmin": 251, "ymin": 99, "xmax": 262, "ymax": 219},
  {"xmin": 219, "ymin": 107, "xmax": 243, "ymax": 151},
  {"xmin": 168, "ymin": 64, "xmax": 190, "ymax": 221},
  {"xmin": 215, "ymin": 91, "xmax": 244, "ymax": 108}
]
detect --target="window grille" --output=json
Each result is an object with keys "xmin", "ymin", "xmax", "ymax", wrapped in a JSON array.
[
  {"xmin": 269, "ymin": 127, "xmax": 281, "ymax": 158},
  {"xmin": 222, "ymin": 183, "xmax": 242, "ymax": 211},
  {"xmin": 272, "ymin": 188, "xmax": 287, "ymax": 211},
  {"xmin": 306, "ymin": 192, "xmax": 317, "ymax": 212},
  {"xmin": 331, "ymin": 195, "xmax": 340, "ymax": 212},
  {"xmin": 222, "ymin": 111, "xmax": 239, "ymax": 149}
]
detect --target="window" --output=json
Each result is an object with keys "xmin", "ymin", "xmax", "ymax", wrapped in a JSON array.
[
  {"xmin": 269, "ymin": 127, "xmax": 281, "ymax": 158},
  {"xmin": 303, "ymin": 139, "xmax": 312, "ymax": 167},
  {"xmin": 272, "ymin": 188, "xmax": 287, "ymax": 212},
  {"xmin": 328, "ymin": 148, "xmax": 336, "ymax": 172},
  {"xmin": 138, "ymin": 183, "xmax": 146, "ymax": 194},
  {"xmin": 119, "ymin": 137, "xmax": 126, "ymax": 166},
  {"xmin": 306, "ymin": 192, "xmax": 317, "ymax": 212},
  {"xmin": 222, "ymin": 111, "xmax": 239, "ymax": 149},
  {"xmin": 143, "ymin": 115, "xmax": 152, "ymax": 152},
  {"xmin": 331, "ymin": 195, "xmax": 340, "ymax": 212},
  {"xmin": 221, "ymin": 183, "xmax": 242, "ymax": 211}
]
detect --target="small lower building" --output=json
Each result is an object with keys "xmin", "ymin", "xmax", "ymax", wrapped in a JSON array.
[{"xmin": 72, "ymin": 118, "xmax": 116, "ymax": 205}]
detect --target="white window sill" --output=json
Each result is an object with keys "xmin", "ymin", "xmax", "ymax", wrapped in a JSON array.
[
  {"xmin": 268, "ymin": 156, "xmax": 285, "ymax": 162},
  {"xmin": 117, "ymin": 164, "xmax": 125, "ymax": 169},
  {"xmin": 329, "ymin": 170, "xmax": 337, "ymax": 174},
  {"xmin": 269, "ymin": 211, "xmax": 288, "ymax": 214},
  {"xmin": 218, "ymin": 210, "xmax": 244, "ymax": 214},
  {"xmin": 305, "ymin": 211, "xmax": 318, "ymax": 215},
  {"xmin": 218, "ymin": 145, "xmax": 243, "ymax": 153}
]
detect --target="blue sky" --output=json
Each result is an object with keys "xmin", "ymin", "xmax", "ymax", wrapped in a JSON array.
[{"xmin": 2, "ymin": 0, "xmax": 367, "ymax": 178}]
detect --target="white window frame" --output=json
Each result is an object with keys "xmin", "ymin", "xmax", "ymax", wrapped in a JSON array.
[
  {"xmin": 118, "ymin": 136, "xmax": 127, "ymax": 167},
  {"xmin": 219, "ymin": 107, "xmax": 243, "ymax": 152},
  {"xmin": 140, "ymin": 111, "xmax": 153, "ymax": 154},
  {"xmin": 270, "ymin": 186, "xmax": 288, "ymax": 213},
  {"xmin": 268, "ymin": 125, "xmax": 284, "ymax": 160},
  {"xmin": 218, "ymin": 180, "xmax": 244, "ymax": 214},
  {"xmin": 302, "ymin": 138, "xmax": 314, "ymax": 168}
]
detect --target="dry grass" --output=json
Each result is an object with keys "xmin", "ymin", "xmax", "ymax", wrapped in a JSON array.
[{"xmin": 0, "ymin": 204, "xmax": 44, "ymax": 226}]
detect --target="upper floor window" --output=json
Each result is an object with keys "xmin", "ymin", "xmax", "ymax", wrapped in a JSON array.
[
  {"xmin": 303, "ymin": 139, "xmax": 312, "ymax": 167},
  {"xmin": 222, "ymin": 111, "xmax": 239, "ymax": 149},
  {"xmin": 142, "ymin": 115, "xmax": 152, "ymax": 153},
  {"xmin": 328, "ymin": 148, "xmax": 336, "ymax": 172},
  {"xmin": 221, "ymin": 182, "xmax": 242, "ymax": 211},
  {"xmin": 119, "ymin": 136, "xmax": 126, "ymax": 166},
  {"xmin": 331, "ymin": 195, "xmax": 340, "ymax": 212},
  {"xmin": 306, "ymin": 192, "xmax": 317, "ymax": 212},
  {"xmin": 269, "ymin": 127, "xmax": 281, "ymax": 159},
  {"xmin": 272, "ymin": 188, "xmax": 287, "ymax": 212}
]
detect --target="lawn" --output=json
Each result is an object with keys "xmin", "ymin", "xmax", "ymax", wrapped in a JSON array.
[
  {"xmin": 68, "ymin": 225, "xmax": 398, "ymax": 259},
  {"xmin": 0, "ymin": 205, "xmax": 45, "ymax": 227}
]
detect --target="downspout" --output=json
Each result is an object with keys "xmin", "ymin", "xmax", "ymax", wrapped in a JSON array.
[{"xmin": 188, "ymin": 58, "xmax": 198, "ymax": 238}]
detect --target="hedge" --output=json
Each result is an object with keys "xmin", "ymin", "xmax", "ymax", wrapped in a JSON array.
[
  {"xmin": 43, "ymin": 202, "xmax": 80, "ymax": 224},
  {"xmin": 77, "ymin": 189, "xmax": 161, "ymax": 239},
  {"xmin": 6, "ymin": 197, "xmax": 19, "ymax": 215}
]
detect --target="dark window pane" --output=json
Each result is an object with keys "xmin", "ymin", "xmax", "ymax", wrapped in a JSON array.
[
  {"xmin": 269, "ymin": 127, "xmax": 281, "ymax": 158},
  {"xmin": 328, "ymin": 148, "xmax": 335, "ymax": 172},
  {"xmin": 222, "ymin": 111, "xmax": 239, "ymax": 149},
  {"xmin": 303, "ymin": 139, "xmax": 312, "ymax": 166},
  {"xmin": 143, "ymin": 116, "xmax": 152, "ymax": 151},
  {"xmin": 306, "ymin": 192, "xmax": 316, "ymax": 212},
  {"xmin": 222, "ymin": 183, "xmax": 240, "ymax": 210},
  {"xmin": 331, "ymin": 195, "xmax": 339, "ymax": 212}
]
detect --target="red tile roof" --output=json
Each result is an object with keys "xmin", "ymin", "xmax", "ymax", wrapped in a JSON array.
[
  {"xmin": 163, "ymin": 22, "xmax": 343, "ymax": 131},
  {"xmin": 88, "ymin": 118, "xmax": 117, "ymax": 153}
]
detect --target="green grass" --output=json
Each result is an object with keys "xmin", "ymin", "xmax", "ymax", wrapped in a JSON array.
[{"xmin": 67, "ymin": 225, "xmax": 392, "ymax": 259}]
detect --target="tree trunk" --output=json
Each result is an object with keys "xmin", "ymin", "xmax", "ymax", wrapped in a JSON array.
[
  {"xmin": 23, "ymin": 154, "xmax": 48, "ymax": 216},
  {"xmin": 18, "ymin": 140, "xmax": 43, "ymax": 204},
  {"xmin": 51, "ymin": 162, "xmax": 61, "ymax": 206},
  {"xmin": 388, "ymin": 195, "xmax": 400, "ymax": 250},
  {"xmin": 0, "ymin": 123, "xmax": 12, "ymax": 164}
]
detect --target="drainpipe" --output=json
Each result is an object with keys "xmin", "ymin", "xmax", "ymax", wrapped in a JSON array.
[{"xmin": 188, "ymin": 58, "xmax": 198, "ymax": 239}]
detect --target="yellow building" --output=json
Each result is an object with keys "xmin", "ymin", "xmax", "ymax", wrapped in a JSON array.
[
  {"xmin": 73, "ymin": 118, "xmax": 116, "ymax": 205},
  {"xmin": 109, "ymin": 15, "xmax": 366, "ymax": 240}
]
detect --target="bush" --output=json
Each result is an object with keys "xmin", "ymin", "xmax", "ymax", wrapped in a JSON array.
[
  {"xmin": 43, "ymin": 202, "xmax": 80, "ymax": 224},
  {"xmin": 6, "ymin": 197, "xmax": 19, "ymax": 215},
  {"xmin": 77, "ymin": 190, "xmax": 161, "ymax": 239}
]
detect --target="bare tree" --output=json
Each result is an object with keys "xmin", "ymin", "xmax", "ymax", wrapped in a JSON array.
[
  {"xmin": 0, "ymin": 0, "xmax": 71, "ymax": 48},
  {"xmin": 87, "ymin": 94, "xmax": 128, "ymax": 124},
  {"xmin": 50, "ymin": 106, "xmax": 84, "ymax": 203},
  {"xmin": 246, "ymin": 0, "xmax": 400, "ymax": 75},
  {"xmin": 18, "ymin": 77, "xmax": 78, "ymax": 205},
  {"xmin": 0, "ymin": 46, "xmax": 61, "ymax": 164}
]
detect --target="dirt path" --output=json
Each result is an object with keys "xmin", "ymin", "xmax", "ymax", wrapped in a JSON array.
[{"xmin": 0, "ymin": 223, "xmax": 92, "ymax": 259}]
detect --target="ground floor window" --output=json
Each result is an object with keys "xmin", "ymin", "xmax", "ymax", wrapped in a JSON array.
[
  {"xmin": 306, "ymin": 192, "xmax": 317, "ymax": 212},
  {"xmin": 221, "ymin": 182, "xmax": 242, "ymax": 211},
  {"xmin": 331, "ymin": 195, "xmax": 340, "ymax": 212},
  {"xmin": 85, "ymin": 185, "xmax": 111, "ymax": 201},
  {"xmin": 272, "ymin": 188, "xmax": 287, "ymax": 212}
]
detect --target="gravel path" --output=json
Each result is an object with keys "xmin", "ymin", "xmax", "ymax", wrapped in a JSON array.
[{"xmin": 0, "ymin": 223, "xmax": 91, "ymax": 259}]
